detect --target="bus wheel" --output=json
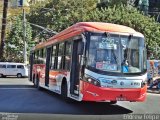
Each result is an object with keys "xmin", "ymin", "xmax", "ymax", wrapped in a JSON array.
[
  {"xmin": 61, "ymin": 82, "xmax": 71, "ymax": 102},
  {"xmin": 109, "ymin": 101, "xmax": 117, "ymax": 104},
  {"xmin": 17, "ymin": 73, "xmax": 22, "ymax": 78},
  {"xmin": 35, "ymin": 76, "xmax": 41, "ymax": 89}
]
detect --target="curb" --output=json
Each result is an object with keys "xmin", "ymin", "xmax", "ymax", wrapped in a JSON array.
[{"xmin": 147, "ymin": 89, "xmax": 160, "ymax": 94}]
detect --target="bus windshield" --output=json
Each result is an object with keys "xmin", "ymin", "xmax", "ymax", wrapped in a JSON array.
[{"xmin": 87, "ymin": 33, "xmax": 147, "ymax": 74}]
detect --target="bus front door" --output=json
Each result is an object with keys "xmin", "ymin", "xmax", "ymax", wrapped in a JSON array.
[{"xmin": 70, "ymin": 39, "xmax": 83, "ymax": 97}]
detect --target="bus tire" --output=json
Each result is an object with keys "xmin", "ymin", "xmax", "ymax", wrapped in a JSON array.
[
  {"xmin": 61, "ymin": 81, "xmax": 71, "ymax": 102},
  {"xmin": 35, "ymin": 75, "xmax": 41, "ymax": 90}
]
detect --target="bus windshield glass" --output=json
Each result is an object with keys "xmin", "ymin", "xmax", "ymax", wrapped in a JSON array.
[{"xmin": 87, "ymin": 33, "xmax": 147, "ymax": 74}]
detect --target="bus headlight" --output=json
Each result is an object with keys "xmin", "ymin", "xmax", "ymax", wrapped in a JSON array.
[{"xmin": 85, "ymin": 78, "xmax": 101, "ymax": 87}]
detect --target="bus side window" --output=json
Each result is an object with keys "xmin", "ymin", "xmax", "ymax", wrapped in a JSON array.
[
  {"xmin": 40, "ymin": 49, "xmax": 44, "ymax": 64},
  {"xmin": 35, "ymin": 50, "xmax": 39, "ymax": 64},
  {"xmin": 50, "ymin": 46, "xmax": 56, "ymax": 70},
  {"xmin": 65, "ymin": 41, "xmax": 72, "ymax": 70},
  {"xmin": 53, "ymin": 44, "xmax": 59, "ymax": 69},
  {"xmin": 57, "ymin": 43, "xmax": 64, "ymax": 70},
  {"xmin": 43, "ymin": 48, "xmax": 46, "ymax": 64}
]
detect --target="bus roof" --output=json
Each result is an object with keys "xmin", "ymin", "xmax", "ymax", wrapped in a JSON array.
[{"xmin": 33, "ymin": 22, "xmax": 144, "ymax": 50}]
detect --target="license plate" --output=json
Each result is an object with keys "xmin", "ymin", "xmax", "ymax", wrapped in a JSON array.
[{"xmin": 116, "ymin": 97, "xmax": 126, "ymax": 101}]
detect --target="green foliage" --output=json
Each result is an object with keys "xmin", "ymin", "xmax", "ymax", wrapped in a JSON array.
[
  {"xmin": 27, "ymin": 0, "xmax": 98, "ymax": 40},
  {"xmin": 97, "ymin": 0, "xmax": 128, "ymax": 8},
  {"xmin": 88, "ymin": 5, "xmax": 160, "ymax": 59},
  {"xmin": 5, "ymin": 16, "xmax": 33, "ymax": 62},
  {"xmin": 27, "ymin": 0, "xmax": 160, "ymax": 59}
]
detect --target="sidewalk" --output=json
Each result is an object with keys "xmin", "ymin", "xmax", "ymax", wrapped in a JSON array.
[{"xmin": 147, "ymin": 87, "xmax": 160, "ymax": 94}]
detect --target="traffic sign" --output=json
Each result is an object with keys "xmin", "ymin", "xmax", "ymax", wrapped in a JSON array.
[{"xmin": 10, "ymin": 0, "xmax": 29, "ymax": 7}]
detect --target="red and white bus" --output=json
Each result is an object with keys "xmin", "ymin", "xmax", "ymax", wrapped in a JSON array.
[{"xmin": 29, "ymin": 22, "xmax": 147, "ymax": 103}]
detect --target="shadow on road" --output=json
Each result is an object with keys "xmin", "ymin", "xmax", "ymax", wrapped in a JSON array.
[
  {"xmin": 66, "ymin": 101, "xmax": 133, "ymax": 115},
  {"xmin": 0, "ymin": 85, "xmax": 132, "ymax": 115},
  {"xmin": 0, "ymin": 85, "xmax": 33, "ymax": 88},
  {"xmin": 0, "ymin": 76, "xmax": 28, "ymax": 78}
]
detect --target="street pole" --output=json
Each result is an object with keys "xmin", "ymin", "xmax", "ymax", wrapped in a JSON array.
[
  {"xmin": 0, "ymin": 0, "xmax": 8, "ymax": 60},
  {"xmin": 23, "ymin": 9, "xmax": 27, "ymax": 64}
]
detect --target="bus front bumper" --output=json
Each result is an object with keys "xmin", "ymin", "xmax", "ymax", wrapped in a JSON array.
[{"xmin": 80, "ymin": 81, "xmax": 147, "ymax": 102}]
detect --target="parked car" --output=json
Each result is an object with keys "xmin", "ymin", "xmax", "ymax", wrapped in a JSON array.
[{"xmin": 0, "ymin": 62, "xmax": 28, "ymax": 78}]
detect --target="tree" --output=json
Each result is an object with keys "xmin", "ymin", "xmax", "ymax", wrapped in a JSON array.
[
  {"xmin": 27, "ymin": 0, "xmax": 98, "ymax": 40},
  {"xmin": 27, "ymin": 0, "xmax": 160, "ymax": 59},
  {"xmin": 87, "ymin": 4, "xmax": 160, "ymax": 59},
  {"xmin": 5, "ymin": 16, "xmax": 33, "ymax": 62}
]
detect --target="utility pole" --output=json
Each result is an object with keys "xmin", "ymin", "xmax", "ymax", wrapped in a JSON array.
[
  {"xmin": 0, "ymin": 0, "xmax": 8, "ymax": 60},
  {"xmin": 23, "ymin": 9, "xmax": 27, "ymax": 64}
]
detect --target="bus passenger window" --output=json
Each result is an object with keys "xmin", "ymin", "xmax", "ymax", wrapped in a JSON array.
[
  {"xmin": 57, "ymin": 56, "xmax": 62, "ymax": 69},
  {"xmin": 43, "ymin": 48, "xmax": 46, "ymax": 64},
  {"xmin": 50, "ymin": 46, "xmax": 56, "ymax": 70},
  {"xmin": 65, "ymin": 56, "xmax": 71, "ymax": 70},
  {"xmin": 58, "ymin": 43, "xmax": 64, "ymax": 69},
  {"xmin": 65, "ymin": 41, "xmax": 72, "ymax": 70}
]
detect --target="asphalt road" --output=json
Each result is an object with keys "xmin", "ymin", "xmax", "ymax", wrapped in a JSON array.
[{"xmin": 0, "ymin": 77, "xmax": 160, "ymax": 120}]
